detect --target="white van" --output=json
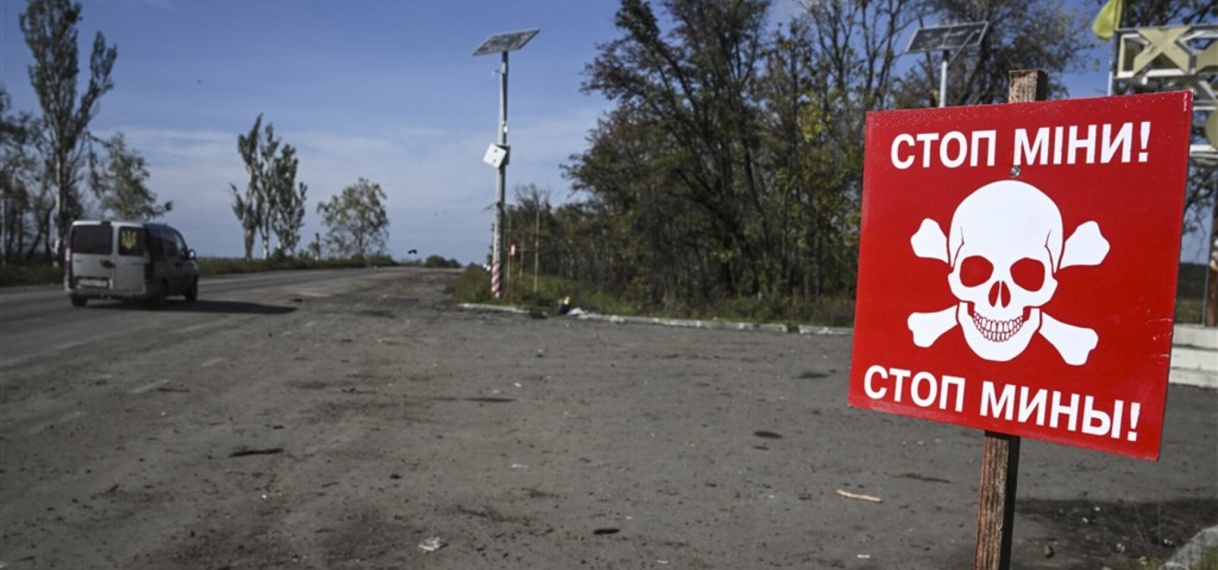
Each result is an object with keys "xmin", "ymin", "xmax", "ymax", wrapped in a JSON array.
[{"xmin": 63, "ymin": 220, "xmax": 199, "ymax": 308}]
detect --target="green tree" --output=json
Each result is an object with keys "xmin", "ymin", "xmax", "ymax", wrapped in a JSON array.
[
  {"xmin": 1110, "ymin": 0, "xmax": 1216, "ymax": 27},
  {"xmin": 89, "ymin": 132, "xmax": 172, "ymax": 220},
  {"xmin": 20, "ymin": 0, "xmax": 117, "ymax": 259},
  {"xmin": 580, "ymin": 0, "xmax": 775, "ymax": 300},
  {"xmin": 268, "ymin": 144, "xmax": 307, "ymax": 257},
  {"xmin": 559, "ymin": 0, "xmax": 1199, "ymax": 315},
  {"xmin": 775, "ymin": 0, "xmax": 918, "ymax": 296},
  {"xmin": 230, "ymin": 115, "xmax": 274, "ymax": 261},
  {"xmin": 891, "ymin": 0, "xmax": 1091, "ymax": 107},
  {"xmin": 230, "ymin": 114, "xmax": 307, "ymax": 260},
  {"xmin": 317, "ymin": 178, "xmax": 389, "ymax": 261},
  {"xmin": 0, "ymin": 85, "xmax": 45, "ymax": 263},
  {"xmin": 423, "ymin": 254, "xmax": 460, "ymax": 269}
]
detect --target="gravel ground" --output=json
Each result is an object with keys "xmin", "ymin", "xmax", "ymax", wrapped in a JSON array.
[{"xmin": 1, "ymin": 268, "xmax": 1213, "ymax": 569}]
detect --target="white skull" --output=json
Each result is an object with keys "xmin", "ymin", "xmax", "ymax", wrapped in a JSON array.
[{"xmin": 947, "ymin": 180, "xmax": 1062, "ymax": 362}]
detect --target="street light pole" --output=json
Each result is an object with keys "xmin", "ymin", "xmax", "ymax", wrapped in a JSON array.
[
  {"xmin": 474, "ymin": 28, "xmax": 539, "ymax": 299},
  {"xmin": 905, "ymin": 22, "xmax": 988, "ymax": 109},
  {"xmin": 492, "ymin": 50, "xmax": 509, "ymax": 299},
  {"xmin": 939, "ymin": 50, "xmax": 949, "ymax": 107}
]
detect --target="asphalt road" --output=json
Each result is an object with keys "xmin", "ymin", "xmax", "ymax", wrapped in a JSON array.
[{"xmin": 0, "ymin": 267, "xmax": 1213, "ymax": 569}]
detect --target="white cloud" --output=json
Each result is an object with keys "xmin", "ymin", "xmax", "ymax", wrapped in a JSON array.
[{"xmin": 101, "ymin": 104, "xmax": 604, "ymax": 263}]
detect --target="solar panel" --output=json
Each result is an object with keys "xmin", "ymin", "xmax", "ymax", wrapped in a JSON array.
[
  {"xmin": 907, "ymin": 22, "xmax": 988, "ymax": 54},
  {"xmin": 472, "ymin": 29, "xmax": 540, "ymax": 56}
]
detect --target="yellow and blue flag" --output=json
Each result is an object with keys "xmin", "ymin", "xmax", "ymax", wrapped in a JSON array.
[{"xmin": 1091, "ymin": 0, "xmax": 1123, "ymax": 41}]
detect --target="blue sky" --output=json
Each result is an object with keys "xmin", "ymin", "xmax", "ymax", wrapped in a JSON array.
[{"xmin": 2, "ymin": 0, "xmax": 1205, "ymax": 264}]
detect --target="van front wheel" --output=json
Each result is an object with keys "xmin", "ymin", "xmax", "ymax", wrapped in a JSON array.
[{"xmin": 69, "ymin": 295, "xmax": 87, "ymax": 308}]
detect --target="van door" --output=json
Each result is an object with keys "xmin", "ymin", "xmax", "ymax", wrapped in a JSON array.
[
  {"xmin": 158, "ymin": 227, "xmax": 182, "ymax": 294},
  {"xmin": 68, "ymin": 223, "xmax": 117, "ymax": 291},
  {"xmin": 113, "ymin": 225, "xmax": 147, "ymax": 294},
  {"xmin": 169, "ymin": 229, "xmax": 193, "ymax": 294}
]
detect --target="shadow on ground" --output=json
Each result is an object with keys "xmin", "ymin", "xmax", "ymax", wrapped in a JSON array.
[{"xmin": 83, "ymin": 299, "xmax": 297, "ymax": 315}]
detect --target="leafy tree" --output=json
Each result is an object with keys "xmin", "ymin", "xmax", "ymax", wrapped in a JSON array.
[
  {"xmin": 20, "ymin": 0, "xmax": 117, "ymax": 258},
  {"xmin": 781, "ymin": 0, "xmax": 919, "ymax": 296},
  {"xmin": 89, "ymin": 132, "xmax": 172, "ymax": 220},
  {"xmin": 580, "ymin": 0, "xmax": 775, "ymax": 300},
  {"xmin": 1112, "ymin": 0, "xmax": 1216, "ymax": 27},
  {"xmin": 0, "ymin": 85, "xmax": 45, "ymax": 263},
  {"xmin": 229, "ymin": 114, "xmax": 307, "ymax": 260},
  {"xmin": 546, "ymin": 0, "xmax": 1208, "ymax": 316},
  {"xmin": 891, "ymin": 0, "xmax": 1091, "ymax": 107},
  {"xmin": 317, "ymin": 178, "xmax": 389, "ymax": 261},
  {"xmin": 571, "ymin": 0, "xmax": 878, "ymax": 303},
  {"xmin": 268, "ymin": 144, "xmax": 307, "ymax": 256},
  {"xmin": 230, "ymin": 115, "xmax": 274, "ymax": 261},
  {"xmin": 423, "ymin": 255, "xmax": 461, "ymax": 269}
]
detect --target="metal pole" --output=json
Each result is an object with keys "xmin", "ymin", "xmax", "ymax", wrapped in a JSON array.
[
  {"xmin": 1, "ymin": 193, "xmax": 7, "ymax": 267},
  {"xmin": 54, "ymin": 154, "xmax": 62, "ymax": 265},
  {"xmin": 491, "ymin": 51, "xmax": 509, "ymax": 299},
  {"xmin": 1204, "ymin": 174, "xmax": 1217, "ymax": 326},
  {"xmin": 506, "ymin": 207, "xmax": 513, "ymax": 300},
  {"xmin": 939, "ymin": 50, "xmax": 949, "ymax": 108},
  {"xmin": 533, "ymin": 205, "xmax": 539, "ymax": 293}
]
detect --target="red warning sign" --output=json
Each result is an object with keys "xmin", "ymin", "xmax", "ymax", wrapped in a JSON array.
[{"xmin": 848, "ymin": 92, "xmax": 1194, "ymax": 460}]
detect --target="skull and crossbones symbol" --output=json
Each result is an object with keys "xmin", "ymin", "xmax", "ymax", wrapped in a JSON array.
[{"xmin": 906, "ymin": 180, "xmax": 1109, "ymax": 365}]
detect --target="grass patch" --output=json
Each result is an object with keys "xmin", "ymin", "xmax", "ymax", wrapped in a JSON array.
[
  {"xmin": 446, "ymin": 266, "xmax": 856, "ymax": 327},
  {"xmin": 1175, "ymin": 297, "xmax": 1204, "ymax": 326},
  {"xmin": 450, "ymin": 263, "xmax": 1218, "ymax": 327},
  {"xmin": 445, "ymin": 266, "xmax": 636, "ymax": 316},
  {"xmin": 0, "ymin": 264, "xmax": 61, "ymax": 288},
  {"xmin": 1200, "ymin": 545, "xmax": 1218, "ymax": 570}
]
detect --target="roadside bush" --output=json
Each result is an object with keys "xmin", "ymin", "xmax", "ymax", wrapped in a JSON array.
[
  {"xmin": 445, "ymin": 264, "xmax": 855, "ymax": 326},
  {"xmin": 446, "ymin": 265, "xmax": 494, "ymax": 303},
  {"xmin": 424, "ymin": 255, "xmax": 461, "ymax": 269},
  {"xmin": 367, "ymin": 253, "xmax": 394, "ymax": 266},
  {"xmin": 0, "ymin": 264, "xmax": 61, "ymax": 288}
]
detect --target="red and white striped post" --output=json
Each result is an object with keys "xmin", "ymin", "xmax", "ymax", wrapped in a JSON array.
[{"xmin": 490, "ymin": 260, "xmax": 502, "ymax": 298}]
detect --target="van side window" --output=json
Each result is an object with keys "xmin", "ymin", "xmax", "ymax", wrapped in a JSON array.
[
  {"xmin": 148, "ymin": 230, "xmax": 166, "ymax": 260},
  {"xmin": 173, "ymin": 231, "xmax": 189, "ymax": 258},
  {"xmin": 117, "ymin": 227, "xmax": 144, "ymax": 256},
  {"xmin": 163, "ymin": 229, "xmax": 179, "ymax": 259}
]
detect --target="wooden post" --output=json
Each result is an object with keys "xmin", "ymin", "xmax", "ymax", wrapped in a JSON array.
[
  {"xmin": 972, "ymin": 69, "xmax": 1047, "ymax": 570},
  {"xmin": 1008, "ymin": 68, "xmax": 1048, "ymax": 105},
  {"xmin": 974, "ymin": 431, "xmax": 1021, "ymax": 569}
]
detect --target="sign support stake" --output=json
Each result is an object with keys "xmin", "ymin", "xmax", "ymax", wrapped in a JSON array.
[
  {"xmin": 974, "ymin": 430, "xmax": 1021, "ymax": 569},
  {"xmin": 971, "ymin": 68, "xmax": 1047, "ymax": 570}
]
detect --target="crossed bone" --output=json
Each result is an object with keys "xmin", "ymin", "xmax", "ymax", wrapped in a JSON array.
[{"xmin": 907, "ymin": 220, "xmax": 1109, "ymax": 366}]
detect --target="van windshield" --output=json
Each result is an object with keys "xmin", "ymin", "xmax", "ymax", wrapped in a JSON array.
[{"xmin": 72, "ymin": 225, "xmax": 112, "ymax": 255}]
